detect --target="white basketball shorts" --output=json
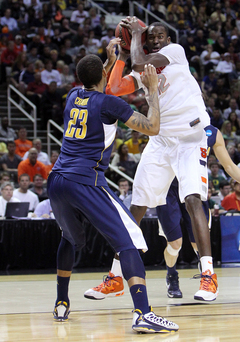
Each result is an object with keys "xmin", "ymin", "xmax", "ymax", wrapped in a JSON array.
[{"xmin": 132, "ymin": 130, "xmax": 208, "ymax": 208}]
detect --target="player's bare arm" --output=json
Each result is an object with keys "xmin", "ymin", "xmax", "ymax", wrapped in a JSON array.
[
  {"xmin": 121, "ymin": 17, "xmax": 169, "ymax": 72},
  {"xmin": 103, "ymin": 38, "xmax": 120, "ymax": 74},
  {"xmin": 213, "ymin": 130, "xmax": 240, "ymax": 183},
  {"xmin": 106, "ymin": 44, "xmax": 138, "ymax": 96},
  {"xmin": 125, "ymin": 64, "xmax": 160, "ymax": 136}
]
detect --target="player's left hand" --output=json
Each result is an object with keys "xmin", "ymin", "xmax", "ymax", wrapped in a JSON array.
[
  {"xmin": 121, "ymin": 16, "xmax": 148, "ymax": 35},
  {"xmin": 106, "ymin": 38, "xmax": 120, "ymax": 63},
  {"xmin": 141, "ymin": 64, "xmax": 158, "ymax": 92}
]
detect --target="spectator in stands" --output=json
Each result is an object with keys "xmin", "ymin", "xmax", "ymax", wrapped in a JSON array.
[
  {"xmin": 15, "ymin": 127, "xmax": 32, "ymax": 158},
  {"xmin": 71, "ymin": 26, "xmax": 84, "ymax": 49},
  {"xmin": 13, "ymin": 173, "xmax": 39, "ymax": 212},
  {"xmin": 218, "ymin": 180, "xmax": 231, "ymax": 202},
  {"xmin": 100, "ymin": 27, "xmax": 115, "ymax": 45},
  {"xmin": 18, "ymin": 61, "xmax": 35, "ymax": 96},
  {"xmin": 210, "ymin": 107, "xmax": 224, "ymax": 130},
  {"xmin": 221, "ymin": 120, "xmax": 237, "ymax": 145},
  {"xmin": 18, "ymin": 147, "xmax": 48, "ymax": 182},
  {"xmin": 201, "ymin": 69, "xmax": 218, "ymax": 100},
  {"xmin": 41, "ymin": 59, "xmax": 61, "ymax": 87},
  {"xmin": 230, "ymin": 35, "xmax": 240, "ymax": 54},
  {"xmin": 1, "ymin": 40, "xmax": 18, "ymax": 83},
  {"xmin": 111, "ymin": 143, "xmax": 137, "ymax": 180},
  {"xmin": 60, "ymin": 65, "xmax": 74, "ymax": 88},
  {"xmin": 0, "ymin": 171, "xmax": 11, "ymax": 193},
  {"xmin": 14, "ymin": 34, "xmax": 27, "ymax": 55},
  {"xmin": 46, "ymin": 0, "xmax": 61, "ymax": 21},
  {"xmin": 0, "ymin": 8, "xmax": 18, "ymax": 33},
  {"xmin": 87, "ymin": 29, "xmax": 101, "ymax": 55},
  {"xmin": 89, "ymin": 7, "xmax": 100, "ymax": 28},
  {"xmin": 206, "ymin": 96, "xmax": 216, "ymax": 117},
  {"xmin": 0, "ymin": 141, "xmax": 22, "ymax": 185},
  {"xmin": 49, "ymin": 49, "xmax": 59, "ymax": 69},
  {"xmin": 209, "ymin": 161, "xmax": 227, "ymax": 193},
  {"xmin": 124, "ymin": 130, "xmax": 143, "ymax": 154},
  {"xmin": 26, "ymin": 71, "xmax": 48, "ymax": 115},
  {"xmin": 0, "ymin": 117, "xmax": 17, "ymax": 143},
  {"xmin": 32, "ymin": 198, "xmax": 54, "ymax": 218},
  {"xmin": 23, "ymin": 138, "xmax": 50, "ymax": 165},
  {"xmin": 58, "ymin": 45, "xmax": 72, "ymax": 65},
  {"xmin": 132, "ymin": 141, "xmax": 147, "ymax": 163},
  {"xmin": 115, "ymin": 178, "xmax": 132, "ymax": 201},
  {"xmin": 221, "ymin": 180, "xmax": 240, "ymax": 211},
  {"xmin": 39, "ymin": 81, "xmax": 63, "ymax": 130},
  {"xmin": 227, "ymin": 111, "xmax": 240, "ymax": 133},
  {"xmin": 200, "ymin": 44, "xmax": 220, "ymax": 75},
  {"xmin": 30, "ymin": 173, "xmax": 48, "ymax": 201},
  {"xmin": 223, "ymin": 98, "xmax": 240, "ymax": 120},
  {"xmin": 94, "ymin": 14, "xmax": 108, "ymax": 39},
  {"xmin": 45, "ymin": 150, "xmax": 59, "ymax": 175},
  {"xmin": 59, "ymin": 18, "xmax": 76, "ymax": 41},
  {"xmin": 70, "ymin": 2, "xmax": 89, "ymax": 26},
  {"xmin": 78, "ymin": 36, "xmax": 89, "ymax": 55},
  {"xmin": 0, "ymin": 181, "xmax": 20, "ymax": 217},
  {"xmin": 9, "ymin": 51, "xmax": 27, "ymax": 90},
  {"xmin": 227, "ymin": 143, "xmax": 240, "ymax": 165}
]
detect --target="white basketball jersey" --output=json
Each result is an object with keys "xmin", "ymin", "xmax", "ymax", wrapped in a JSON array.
[{"xmin": 131, "ymin": 43, "xmax": 210, "ymax": 137}]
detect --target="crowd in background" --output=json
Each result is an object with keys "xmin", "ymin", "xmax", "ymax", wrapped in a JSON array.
[{"xmin": 0, "ymin": 0, "xmax": 240, "ymax": 213}]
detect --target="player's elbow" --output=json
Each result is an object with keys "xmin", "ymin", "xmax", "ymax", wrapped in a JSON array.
[{"xmin": 148, "ymin": 126, "xmax": 160, "ymax": 136}]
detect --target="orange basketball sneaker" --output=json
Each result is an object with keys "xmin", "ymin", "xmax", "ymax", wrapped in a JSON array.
[
  {"xmin": 194, "ymin": 270, "xmax": 218, "ymax": 301},
  {"xmin": 84, "ymin": 272, "xmax": 124, "ymax": 300}
]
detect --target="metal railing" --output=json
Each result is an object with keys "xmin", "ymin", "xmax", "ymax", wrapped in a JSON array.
[
  {"xmin": 46, "ymin": 119, "xmax": 132, "ymax": 190},
  {"xmin": 7, "ymin": 85, "xmax": 37, "ymax": 138}
]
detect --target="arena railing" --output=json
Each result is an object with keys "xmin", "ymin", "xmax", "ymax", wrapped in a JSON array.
[
  {"xmin": 7, "ymin": 85, "xmax": 37, "ymax": 139},
  {"xmin": 63, "ymin": 0, "xmax": 179, "ymax": 42},
  {"xmin": 46, "ymin": 119, "xmax": 132, "ymax": 190}
]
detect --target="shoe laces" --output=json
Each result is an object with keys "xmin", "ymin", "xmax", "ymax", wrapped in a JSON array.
[
  {"xmin": 93, "ymin": 273, "xmax": 119, "ymax": 291},
  {"xmin": 145, "ymin": 312, "xmax": 175, "ymax": 327},
  {"xmin": 192, "ymin": 272, "xmax": 217, "ymax": 292}
]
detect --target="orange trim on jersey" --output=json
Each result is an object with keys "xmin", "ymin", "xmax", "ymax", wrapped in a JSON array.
[
  {"xmin": 201, "ymin": 176, "xmax": 207, "ymax": 184},
  {"xmin": 105, "ymin": 60, "xmax": 136, "ymax": 96}
]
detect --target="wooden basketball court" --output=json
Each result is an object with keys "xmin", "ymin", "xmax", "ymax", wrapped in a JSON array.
[{"xmin": 0, "ymin": 267, "xmax": 239, "ymax": 341}]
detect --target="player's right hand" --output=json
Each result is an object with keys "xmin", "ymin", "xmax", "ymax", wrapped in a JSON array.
[{"xmin": 141, "ymin": 64, "xmax": 158, "ymax": 91}]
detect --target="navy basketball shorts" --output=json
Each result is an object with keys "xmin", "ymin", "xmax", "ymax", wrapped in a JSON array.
[{"xmin": 47, "ymin": 171, "xmax": 147, "ymax": 252}]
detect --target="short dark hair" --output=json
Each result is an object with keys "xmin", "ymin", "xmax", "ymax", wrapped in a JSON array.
[
  {"xmin": 148, "ymin": 22, "xmax": 169, "ymax": 37},
  {"xmin": 219, "ymin": 180, "xmax": 230, "ymax": 189},
  {"xmin": 76, "ymin": 55, "xmax": 103, "ymax": 88},
  {"xmin": 118, "ymin": 178, "xmax": 128, "ymax": 185},
  {"xmin": 19, "ymin": 173, "xmax": 30, "ymax": 181}
]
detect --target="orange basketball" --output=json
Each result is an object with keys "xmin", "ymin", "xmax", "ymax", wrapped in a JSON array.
[{"xmin": 115, "ymin": 18, "xmax": 147, "ymax": 51}]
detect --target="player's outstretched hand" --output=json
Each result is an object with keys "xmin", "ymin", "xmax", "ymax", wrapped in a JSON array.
[
  {"xmin": 121, "ymin": 16, "xmax": 148, "ymax": 35},
  {"xmin": 141, "ymin": 64, "xmax": 158, "ymax": 92},
  {"xmin": 106, "ymin": 38, "xmax": 121, "ymax": 63}
]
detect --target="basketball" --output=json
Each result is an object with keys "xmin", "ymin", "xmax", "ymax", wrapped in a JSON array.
[{"xmin": 115, "ymin": 18, "xmax": 147, "ymax": 51}]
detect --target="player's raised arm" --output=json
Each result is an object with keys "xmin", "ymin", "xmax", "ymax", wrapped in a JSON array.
[
  {"xmin": 106, "ymin": 45, "xmax": 138, "ymax": 96},
  {"xmin": 213, "ymin": 130, "xmax": 240, "ymax": 183},
  {"xmin": 124, "ymin": 64, "xmax": 160, "ymax": 136},
  {"xmin": 121, "ymin": 16, "xmax": 169, "ymax": 72}
]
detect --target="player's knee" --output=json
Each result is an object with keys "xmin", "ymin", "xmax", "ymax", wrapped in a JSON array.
[
  {"xmin": 119, "ymin": 248, "xmax": 145, "ymax": 281},
  {"xmin": 129, "ymin": 205, "xmax": 147, "ymax": 224},
  {"xmin": 166, "ymin": 242, "xmax": 181, "ymax": 256},
  {"xmin": 185, "ymin": 194, "xmax": 201, "ymax": 213}
]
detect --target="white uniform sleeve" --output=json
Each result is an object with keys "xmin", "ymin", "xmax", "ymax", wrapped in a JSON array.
[{"xmin": 159, "ymin": 43, "xmax": 188, "ymax": 66}]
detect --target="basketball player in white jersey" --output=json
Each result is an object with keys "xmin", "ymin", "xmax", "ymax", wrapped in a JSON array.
[{"xmin": 102, "ymin": 18, "xmax": 217, "ymax": 301}]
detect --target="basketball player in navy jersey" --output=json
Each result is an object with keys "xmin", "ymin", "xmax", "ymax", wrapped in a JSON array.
[{"xmin": 47, "ymin": 40, "xmax": 179, "ymax": 333}]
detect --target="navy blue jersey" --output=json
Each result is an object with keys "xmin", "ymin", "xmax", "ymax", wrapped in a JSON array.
[
  {"xmin": 53, "ymin": 87, "xmax": 133, "ymax": 186},
  {"xmin": 205, "ymin": 124, "xmax": 218, "ymax": 150}
]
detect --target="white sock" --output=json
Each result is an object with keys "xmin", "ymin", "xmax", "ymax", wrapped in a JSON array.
[
  {"xmin": 110, "ymin": 258, "xmax": 123, "ymax": 277},
  {"xmin": 200, "ymin": 256, "xmax": 214, "ymax": 274}
]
